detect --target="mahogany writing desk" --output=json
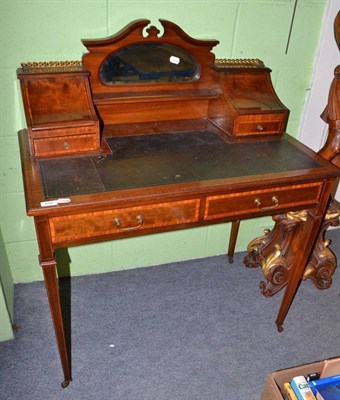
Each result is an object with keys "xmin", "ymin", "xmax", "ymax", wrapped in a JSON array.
[{"xmin": 17, "ymin": 20, "xmax": 339, "ymax": 387}]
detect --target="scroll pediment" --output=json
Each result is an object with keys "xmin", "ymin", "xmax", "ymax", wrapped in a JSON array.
[{"xmin": 81, "ymin": 19, "xmax": 219, "ymax": 94}]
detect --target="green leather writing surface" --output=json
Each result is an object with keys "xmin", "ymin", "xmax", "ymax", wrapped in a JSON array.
[{"xmin": 39, "ymin": 131, "xmax": 321, "ymax": 198}]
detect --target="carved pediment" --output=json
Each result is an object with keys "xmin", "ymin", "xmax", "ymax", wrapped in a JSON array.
[{"xmin": 81, "ymin": 19, "xmax": 219, "ymax": 94}]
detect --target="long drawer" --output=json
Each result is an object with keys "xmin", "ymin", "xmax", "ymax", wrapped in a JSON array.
[
  {"xmin": 204, "ymin": 182, "xmax": 323, "ymax": 220},
  {"xmin": 49, "ymin": 199, "xmax": 200, "ymax": 243}
]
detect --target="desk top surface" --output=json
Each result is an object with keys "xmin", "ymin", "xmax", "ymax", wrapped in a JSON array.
[{"xmin": 39, "ymin": 130, "xmax": 323, "ymax": 199}]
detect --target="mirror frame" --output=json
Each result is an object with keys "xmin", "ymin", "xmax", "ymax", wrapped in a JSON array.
[{"xmin": 82, "ymin": 19, "xmax": 219, "ymax": 97}]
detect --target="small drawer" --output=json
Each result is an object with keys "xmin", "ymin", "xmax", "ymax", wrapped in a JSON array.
[
  {"xmin": 236, "ymin": 120, "xmax": 282, "ymax": 135},
  {"xmin": 33, "ymin": 133, "xmax": 98, "ymax": 157},
  {"xmin": 49, "ymin": 199, "xmax": 200, "ymax": 244},
  {"xmin": 204, "ymin": 183, "xmax": 322, "ymax": 221},
  {"xmin": 234, "ymin": 114, "xmax": 285, "ymax": 136}
]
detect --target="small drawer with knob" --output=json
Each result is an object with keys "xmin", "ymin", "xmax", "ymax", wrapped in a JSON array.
[
  {"xmin": 32, "ymin": 133, "xmax": 98, "ymax": 157},
  {"xmin": 204, "ymin": 182, "xmax": 323, "ymax": 221},
  {"xmin": 234, "ymin": 113, "xmax": 286, "ymax": 136}
]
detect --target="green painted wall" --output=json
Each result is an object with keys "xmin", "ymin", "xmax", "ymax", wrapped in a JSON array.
[
  {"xmin": 0, "ymin": 0, "xmax": 326, "ymax": 284},
  {"xmin": 0, "ymin": 227, "xmax": 14, "ymax": 341}
]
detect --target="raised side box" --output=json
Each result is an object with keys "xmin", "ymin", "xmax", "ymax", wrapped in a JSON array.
[
  {"xmin": 17, "ymin": 64, "xmax": 100, "ymax": 157},
  {"xmin": 210, "ymin": 61, "xmax": 289, "ymax": 140}
]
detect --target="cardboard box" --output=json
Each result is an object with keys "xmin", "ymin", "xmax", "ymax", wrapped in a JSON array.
[
  {"xmin": 261, "ymin": 358, "xmax": 340, "ymax": 400},
  {"xmin": 320, "ymin": 357, "xmax": 340, "ymax": 378}
]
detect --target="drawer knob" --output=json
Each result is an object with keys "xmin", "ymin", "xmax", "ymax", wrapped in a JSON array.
[
  {"xmin": 256, "ymin": 124, "xmax": 264, "ymax": 131},
  {"xmin": 254, "ymin": 196, "xmax": 279, "ymax": 211},
  {"xmin": 113, "ymin": 215, "xmax": 144, "ymax": 231},
  {"xmin": 63, "ymin": 141, "xmax": 70, "ymax": 149}
]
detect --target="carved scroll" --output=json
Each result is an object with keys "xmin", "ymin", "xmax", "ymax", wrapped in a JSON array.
[
  {"xmin": 244, "ymin": 202, "xmax": 339, "ymax": 297},
  {"xmin": 303, "ymin": 200, "xmax": 340, "ymax": 289},
  {"xmin": 244, "ymin": 213, "xmax": 305, "ymax": 297}
]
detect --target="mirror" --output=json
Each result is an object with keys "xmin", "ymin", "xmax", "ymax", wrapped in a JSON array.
[{"xmin": 100, "ymin": 43, "xmax": 199, "ymax": 84}]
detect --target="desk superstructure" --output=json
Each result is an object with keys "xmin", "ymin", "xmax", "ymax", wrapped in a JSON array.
[{"xmin": 17, "ymin": 20, "xmax": 339, "ymax": 387}]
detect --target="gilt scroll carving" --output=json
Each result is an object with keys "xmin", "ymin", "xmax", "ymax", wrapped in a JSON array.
[
  {"xmin": 244, "ymin": 202, "xmax": 339, "ymax": 297},
  {"xmin": 244, "ymin": 213, "xmax": 305, "ymax": 297},
  {"xmin": 302, "ymin": 200, "xmax": 340, "ymax": 289}
]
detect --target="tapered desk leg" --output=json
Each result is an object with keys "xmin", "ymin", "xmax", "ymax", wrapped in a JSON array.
[
  {"xmin": 228, "ymin": 220, "xmax": 240, "ymax": 263},
  {"xmin": 275, "ymin": 211, "xmax": 325, "ymax": 332},
  {"xmin": 35, "ymin": 217, "xmax": 72, "ymax": 387},
  {"xmin": 41, "ymin": 258, "xmax": 72, "ymax": 387}
]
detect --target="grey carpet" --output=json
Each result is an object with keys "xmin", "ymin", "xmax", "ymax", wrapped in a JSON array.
[{"xmin": 0, "ymin": 229, "xmax": 339, "ymax": 400}]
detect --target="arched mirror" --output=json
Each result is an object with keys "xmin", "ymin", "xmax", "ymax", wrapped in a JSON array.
[{"xmin": 100, "ymin": 43, "xmax": 199, "ymax": 84}]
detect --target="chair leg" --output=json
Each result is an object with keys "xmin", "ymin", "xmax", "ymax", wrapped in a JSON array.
[{"xmin": 227, "ymin": 220, "xmax": 240, "ymax": 263}]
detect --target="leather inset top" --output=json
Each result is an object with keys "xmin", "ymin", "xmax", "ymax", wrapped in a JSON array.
[{"xmin": 39, "ymin": 130, "xmax": 321, "ymax": 198}]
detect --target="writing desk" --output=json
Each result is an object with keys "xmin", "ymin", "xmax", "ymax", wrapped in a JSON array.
[{"xmin": 17, "ymin": 20, "xmax": 339, "ymax": 387}]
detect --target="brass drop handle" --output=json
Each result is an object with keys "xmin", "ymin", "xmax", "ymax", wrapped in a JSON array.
[
  {"xmin": 254, "ymin": 196, "xmax": 279, "ymax": 211},
  {"xmin": 113, "ymin": 215, "xmax": 144, "ymax": 231},
  {"xmin": 63, "ymin": 141, "xmax": 70, "ymax": 149},
  {"xmin": 256, "ymin": 124, "xmax": 264, "ymax": 131}
]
